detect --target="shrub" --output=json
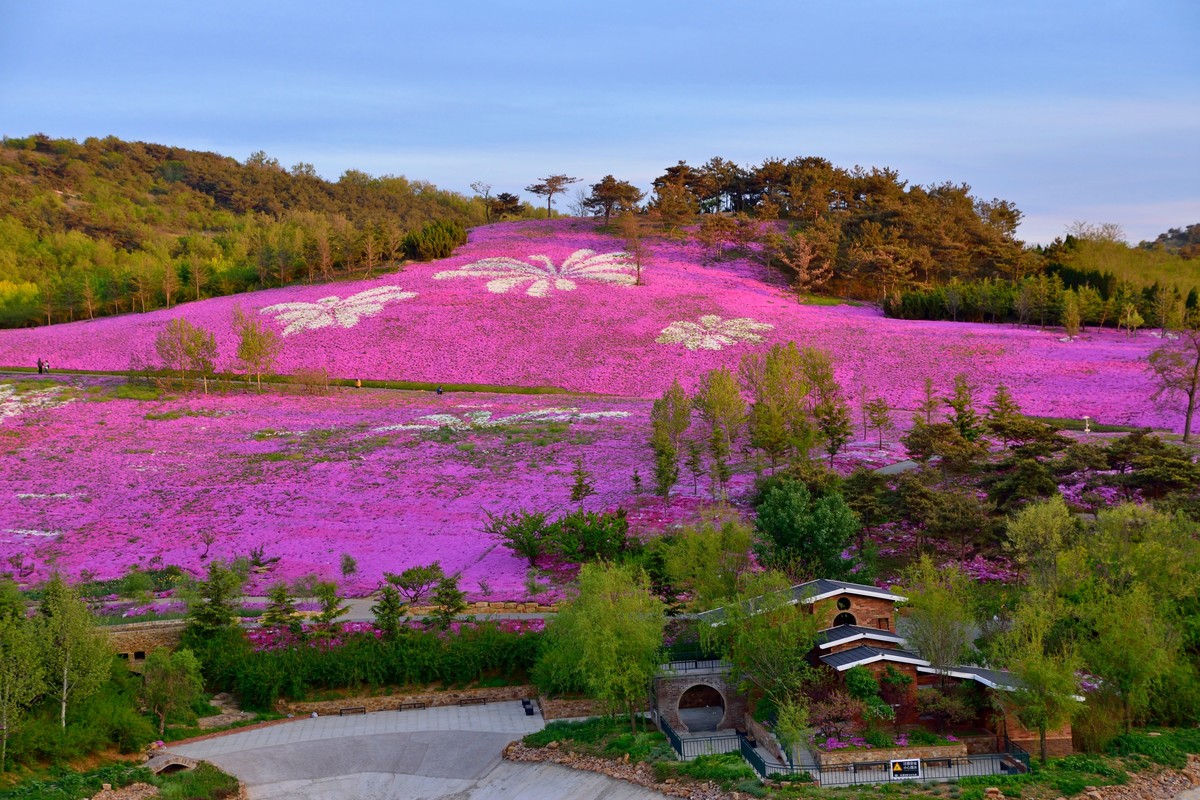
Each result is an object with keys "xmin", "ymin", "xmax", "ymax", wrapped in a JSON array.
[
  {"xmin": 1109, "ymin": 732, "xmax": 1186, "ymax": 769},
  {"xmin": 523, "ymin": 717, "xmax": 627, "ymax": 748},
  {"xmin": 154, "ymin": 762, "xmax": 240, "ymax": 800}
]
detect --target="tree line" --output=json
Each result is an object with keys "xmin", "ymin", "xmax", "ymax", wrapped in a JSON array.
[{"xmin": 0, "ymin": 135, "xmax": 523, "ymax": 328}]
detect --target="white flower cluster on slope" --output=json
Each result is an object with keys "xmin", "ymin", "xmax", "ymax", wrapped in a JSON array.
[
  {"xmin": 433, "ymin": 249, "xmax": 637, "ymax": 297},
  {"xmin": 260, "ymin": 286, "xmax": 417, "ymax": 336},
  {"xmin": 656, "ymin": 314, "xmax": 775, "ymax": 350},
  {"xmin": 0, "ymin": 385, "xmax": 74, "ymax": 423},
  {"xmin": 375, "ymin": 407, "xmax": 629, "ymax": 432}
]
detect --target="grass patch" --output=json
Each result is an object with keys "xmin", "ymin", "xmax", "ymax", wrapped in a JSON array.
[
  {"xmin": 154, "ymin": 762, "xmax": 240, "ymax": 799},
  {"xmin": 0, "ymin": 763, "xmax": 152, "ymax": 800},
  {"xmin": 1025, "ymin": 415, "xmax": 1142, "ymax": 433},
  {"xmin": 655, "ymin": 753, "xmax": 759, "ymax": 786},
  {"xmin": 110, "ymin": 383, "xmax": 166, "ymax": 401}
]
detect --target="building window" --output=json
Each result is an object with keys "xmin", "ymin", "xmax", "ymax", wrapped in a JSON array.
[
  {"xmin": 834, "ymin": 612, "xmax": 857, "ymax": 626},
  {"xmin": 836, "ymin": 597, "xmax": 851, "ymax": 611},
  {"xmin": 877, "ymin": 618, "xmax": 890, "ymax": 631},
  {"xmin": 134, "ymin": 651, "xmax": 146, "ymax": 660}
]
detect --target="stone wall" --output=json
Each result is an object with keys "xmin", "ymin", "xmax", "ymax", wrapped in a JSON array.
[
  {"xmin": 277, "ymin": 684, "xmax": 536, "ymax": 715},
  {"xmin": 102, "ymin": 620, "xmax": 187, "ymax": 668},
  {"xmin": 999, "ymin": 706, "xmax": 1073, "ymax": 757},
  {"xmin": 745, "ymin": 714, "xmax": 784, "ymax": 762},
  {"xmin": 817, "ymin": 742, "xmax": 968, "ymax": 767},
  {"xmin": 654, "ymin": 672, "xmax": 747, "ymax": 733}
]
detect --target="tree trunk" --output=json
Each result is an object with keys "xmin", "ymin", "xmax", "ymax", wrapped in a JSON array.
[
  {"xmin": 1039, "ymin": 727, "xmax": 1047, "ymax": 764},
  {"xmin": 60, "ymin": 664, "xmax": 68, "ymax": 729}
]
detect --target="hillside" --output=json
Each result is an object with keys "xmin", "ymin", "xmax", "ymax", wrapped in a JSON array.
[
  {"xmin": 0, "ymin": 219, "xmax": 1176, "ymax": 431},
  {"xmin": 0, "ymin": 134, "xmax": 503, "ymax": 326}
]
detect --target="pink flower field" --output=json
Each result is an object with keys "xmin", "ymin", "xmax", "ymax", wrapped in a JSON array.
[
  {"xmin": 0, "ymin": 383, "xmax": 693, "ymax": 595},
  {"xmin": 0, "ymin": 219, "xmax": 1184, "ymax": 598},
  {"xmin": 0, "ymin": 220, "xmax": 1178, "ymax": 431}
]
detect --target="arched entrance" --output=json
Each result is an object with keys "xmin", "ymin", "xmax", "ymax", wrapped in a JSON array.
[
  {"xmin": 834, "ymin": 612, "xmax": 857, "ymax": 626},
  {"xmin": 676, "ymin": 684, "xmax": 726, "ymax": 732}
]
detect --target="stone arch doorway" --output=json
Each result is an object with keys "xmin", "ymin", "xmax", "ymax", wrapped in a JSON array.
[
  {"xmin": 677, "ymin": 683, "xmax": 726, "ymax": 732},
  {"xmin": 834, "ymin": 611, "xmax": 857, "ymax": 626}
]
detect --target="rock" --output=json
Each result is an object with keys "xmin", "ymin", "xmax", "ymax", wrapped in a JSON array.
[{"xmin": 102, "ymin": 785, "xmax": 112, "ymax": 791}]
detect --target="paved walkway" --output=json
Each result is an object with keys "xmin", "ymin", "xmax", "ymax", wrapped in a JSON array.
[{"xmin": 170, "ymin": 702, "xmax": 665, "ymax": 799}]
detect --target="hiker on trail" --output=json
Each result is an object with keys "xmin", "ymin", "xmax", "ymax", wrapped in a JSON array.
[
  {"xmin": 355, "ymin": 378, "xmax": 362, "ymax": 388},
  {"xmin": 37, "ymin": 358, "xmax": 43, "ymax": 374},
  {"xmin": 436, "ymin": 386, "xmax": 443, "ymax": 395}
]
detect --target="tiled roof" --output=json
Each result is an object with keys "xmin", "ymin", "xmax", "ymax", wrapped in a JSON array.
[
  {"xmin": 819, "ymin": 645, "xmax": 930, "ymax": 671},
  {"xmin": 815, "ymin": 624, "xmax": 907, "ymax": 649}
]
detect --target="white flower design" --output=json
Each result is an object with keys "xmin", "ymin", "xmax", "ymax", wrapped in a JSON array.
[
  {"xmin": 434, "ymin": 249, "xmax": 637, "ymax": 296},
  {"xmin": 260, "ymin": 286, "xmax": 417, "ymax": 336},
  {"xmin": 656, "ymin": 315, "xmax": 774, "ymax": 350},
  {"xmin": 375, "ymin": 407, "xmax": 629, "ymax": 433}
]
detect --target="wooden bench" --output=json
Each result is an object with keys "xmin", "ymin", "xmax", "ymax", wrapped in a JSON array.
[
  {"xmin": 399, "ymin": 702, "xmax": 426, "ymax": 711},
  {"xmin": 924, "ymin": 758, "xmax": 953, "ymax": 769},
  {"xmin": 458, "ymin": 697, "xmax": 488, "ymax": 706},
  {"xmin": 338, "ymin": 706, "xmax": 367, "ymax": 716}
]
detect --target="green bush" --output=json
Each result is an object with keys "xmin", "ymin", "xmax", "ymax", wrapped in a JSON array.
[
  {"xmin": 654, "ymin": 753, "xmax": 757, "ymax": 786},
  {"xmin": 402, "ymin": 220, "xmax": 467, "ymax": 261},
  {"xmin": 154, "ymin": 762, "xmax": 240, "ymax": 800},
  {"xmin": 1109, "ymin": 732, "xmax": 1187, "ymax": 769},
  {"xmin": 0, "ymin": 765, "xmax": 153, "ymax": 800},
  {"xmin": 959, "ymin": 789, "xmax": 985, "ymax": 800},
  {"xmin": 523, "ymin": 717, "xmax": 627, "ymax": 748}
]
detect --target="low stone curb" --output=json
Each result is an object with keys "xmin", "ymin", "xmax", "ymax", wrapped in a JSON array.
[{"xmin": 503, "ymin": 741, "xmax": 746, "ymax": 800}]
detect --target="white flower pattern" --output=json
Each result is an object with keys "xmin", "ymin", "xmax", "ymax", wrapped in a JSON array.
[
  {"xmin": 375, "ymin": 407, "xmax": 629, "ymax": 433},
  {"xmin": 656, "ymin": 314, "xmax": 774, "ymax": 350},
  {"xmin": 434, "ymin": 249, "xmax": 637, "ymax": 296},
  {"xmin": 260, "ymin": 286, "xmax": 417, "ymax": 336}
]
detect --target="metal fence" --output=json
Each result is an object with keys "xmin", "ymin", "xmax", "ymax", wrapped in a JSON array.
[
  {"xmin": 655, "ymin": 713, "xmax": 741, "ymax": 760},
  {"xmin": 816, "ymin": 753, "xmax": 1028, "ymax": 787},
  {"xmin": 739, "ymin": 734, "xmax": 814, "ymax": 780}
]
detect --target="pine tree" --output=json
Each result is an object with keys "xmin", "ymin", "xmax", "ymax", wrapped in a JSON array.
[{"xmin": 944, "ymin": 374, "xmax": 981, "ymax": 441}]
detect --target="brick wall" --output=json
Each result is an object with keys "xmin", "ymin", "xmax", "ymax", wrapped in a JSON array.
[
  {"xmin": 654, "ymin": 673, "xmax": 747, "ymax": 733},
  {"xmin": 998, "ymin": 706, "xmax": 1073, "ymax": 757},
  {"xmin": 102, "ymin": 620, "xmax": 187, "ymax": 668},
  {"xmin": 811, "ymin": 595, "xmax": 896, "ymax": 631},
  {"xmin": 817, "ymin": 742, "xmax": 968, "ymax": 767},
  {"xmin": 278, "ymin": 684, "xmax": 537, "ymax": 715}
]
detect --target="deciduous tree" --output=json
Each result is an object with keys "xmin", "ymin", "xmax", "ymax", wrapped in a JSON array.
[
  {"xmin": 525, "ymin": 174, "xmax": 580, "ymax": 217},
  {"xmin": 1147, "ymin": 320, "xmax": 1200, "ymax": 442},
  {"xmin": 142, "ymin": 648, "xmax": 204, "ymax": 735},
  {"xmin": 36, "ymin": 575, "xmax": 110, "ymax": 729}
]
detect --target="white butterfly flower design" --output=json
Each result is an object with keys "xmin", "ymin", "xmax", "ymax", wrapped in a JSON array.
[
  {"xmin": 374, "ymin": 407, "xmax": 629, "ymax": 433},
  {"xmin": 259, "ymin": 286, "xmax": 416, "ymax": 336},
  {"xmin": 656, "ymin": 314, "xmax": 774, "ymax": 350},
  {"xmin": 433, "ymin": 249, "xmax": 637, "ymax": 297}
]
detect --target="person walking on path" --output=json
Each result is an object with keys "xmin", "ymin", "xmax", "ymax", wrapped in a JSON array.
[{"xmin": 36, "ymin": 358, "xmax": 44, "ymax": 374}]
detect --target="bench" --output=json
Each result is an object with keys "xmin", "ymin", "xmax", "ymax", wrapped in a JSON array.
[
  {"xmin": 924, "ymin": 758, "xmax": 953, "ymax": 769},
  {"xmin": 399, "ymin": 702, "xmax": 426, "ymax": 711},
  {"xmin": 338, "ymin": 706, "xmax": 367, "ymax": 716},
  {"xmin": 458, "ymin": 697, "xmax": 488, "ymax": 706}
]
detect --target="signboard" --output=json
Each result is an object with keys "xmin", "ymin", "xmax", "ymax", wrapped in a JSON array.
[{"xmin": 890, "ymin": 759, "xmax": 922, "ymax": 780}]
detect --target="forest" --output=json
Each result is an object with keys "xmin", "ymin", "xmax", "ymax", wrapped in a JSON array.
[{"xmin": 1, "ymin": 135, "xmax": 1197, "ymax": 329}]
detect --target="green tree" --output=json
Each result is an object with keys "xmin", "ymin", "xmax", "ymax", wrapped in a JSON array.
[
  {"xmin": 701, "ymin": 571, "xmax": 817, "ymax": 706},
  {"xmin": 234, "ymin": 306, "xmax": 281, "ymax": 391},
  {"xmin": 1005, "ymin": 496, "xmax": 1075, "ymax": 590},
  {"xmin": 0, "ymin": 612, "xmax": 43, "ymax": 770},
  {"xmin": 371, "ymin": 585, "xmax": 407, "ymax": 638},
  {"xmin": 483, "ymin": 509, "xmax": 550, "ymax": 567},
  {"xmin": 753, "ymin": 478, "xmax": 860, "ymax": 580},
  {"xmin": 1061, "ymin": 289, "xmax": 1082, "ymax": 339},
  {"xmin": 429, "ymin": 574, "xmax": 467, "ymax": 631},
  {"xmin": 569, "ymin": 457, "xmax": 596, "ymax": 507},
  {"xmin": 693, "ymin": 367, "xmax": 746, "ymax": 499},
  {"xmin": 814, "ymin": 397, "xmax": 853, "ymax": 466},
  {"xmin": 1003, "ymin": 596, "xmax": 1080, "ymax": 763},
  {"xmin": 142, "ymin": 647, "xmax": 204, "ymax": 736},
  {"xmin": 899, "ymin": 556, "xmax": 974, "ymax": 685},
  {"xmin": 661, "ymin": 520, "xmax": 753, "ymax": 609},
  {"xmin": 985, "ymin": 383, "xmax": 1023, "ymax": 447},
  {"xmin": 944, "ymin": 374, "xmax": 981, "ymax": 441},
  {"xmin": 534, "ymin": 563, "xmax": 665, "ymax": 731},
  {"xmin": 154, "ymin": 317, "xmax": 217, "ymax": 391},
  {"xmin": 1081, "ymin": 584, "xmax": 1175, "ymax": 731},
  {"xmin": 864, "ymin": 396, "xmax": 892, "ymax": 448},
  {"xmin": 314, "ymin": 580, "xmax": 349, "ymax": 627},
  {"xmin": 385, "ymin": 563, "xmax": 444, "ymax": 606},
  {"xmin": 525, "ymin": 174, "xmax": 580, "ymax": 217},
  {"xmin": 582, "ymin": 175, "xmax": 643, "ymax": 225},
  {"xmin": 916, "ymin": 376, "xmax": 940, "ymax": 425},
  {"xmin": 650, "ymin": 379, "xmax": 693, "ymax": 495},
  {"xmin": 184, "ymin": 560, "xmax": 246, "ymax": 640},
  {"xmin": 37, "ymin": 575, "xmax": 110, "ymax": 729},
  {"xmin": 1147, "ymin": 322, "xmax": 1200, "ymax": 442},
  {"xmin": 262, "ymin": 581, "xmax": 301, "ymax": 632}
]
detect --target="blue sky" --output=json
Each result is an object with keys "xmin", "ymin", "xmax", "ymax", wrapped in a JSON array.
[{"xmin": 2, "ymin": 0, "xmax": 1197, "ymax": 244}]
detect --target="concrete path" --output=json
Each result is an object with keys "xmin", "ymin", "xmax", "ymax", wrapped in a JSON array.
[{"xmin": 170, "ymin": 702, "xmax": 665, "ymax": 800}]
